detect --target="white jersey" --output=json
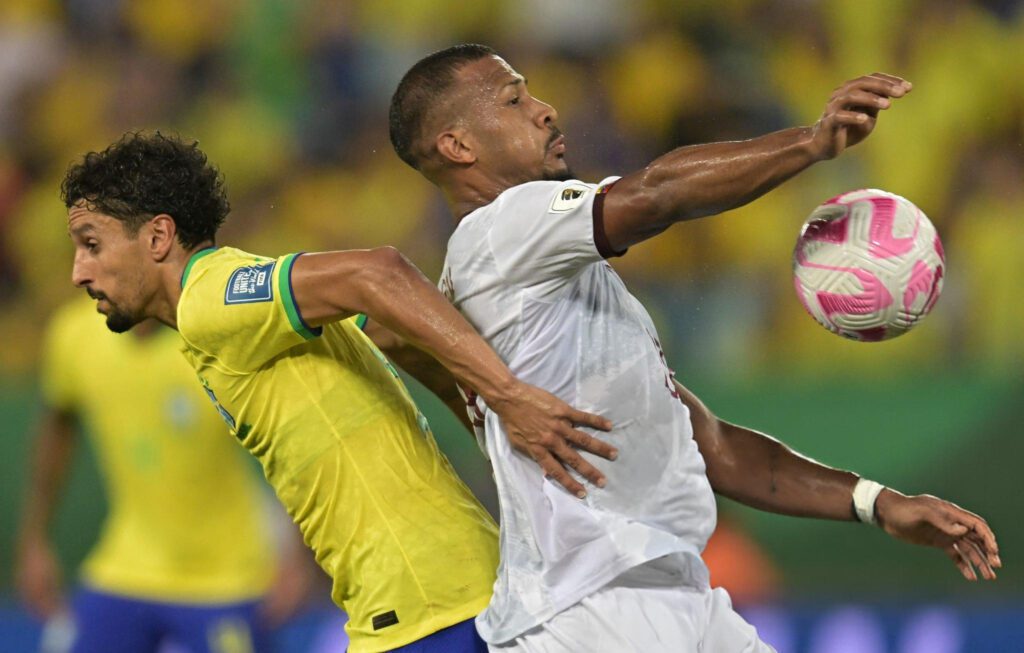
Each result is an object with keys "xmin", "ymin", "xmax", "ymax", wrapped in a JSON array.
[{"xmin": 441, "ymin": 178, "xmax": 718, "ymax": 643}]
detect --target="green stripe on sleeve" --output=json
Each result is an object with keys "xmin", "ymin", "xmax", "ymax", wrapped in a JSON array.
[
  {"xmin": 355, "ymin": 313, "xmax": 368, "ymax": 330},
  {"xmin": 277, "ymin": 253, "xmax": 322, "ymax": 340}
]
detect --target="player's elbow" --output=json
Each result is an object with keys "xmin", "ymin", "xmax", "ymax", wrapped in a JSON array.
[
  {"xmin": 353, "ymin": 246, "xmax": 421, "ymax": 300},
  {"xmin": 604, "ymin": 176, "xmax": 683, "ymax": 247}
]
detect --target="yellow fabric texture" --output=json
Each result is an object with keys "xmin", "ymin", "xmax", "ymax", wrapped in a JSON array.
[
  {"xmin": 176, "ymin": 247, "xmax": 498, "ymax": 653},
  {"xmin": 40, "ymin": 298, "xmax": 273, "ymax": 603}
]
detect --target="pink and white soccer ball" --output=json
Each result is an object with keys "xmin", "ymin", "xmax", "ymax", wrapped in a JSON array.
[{"xmin": 792, "ymin": 189, "xmax": 945, "ymax": 341}]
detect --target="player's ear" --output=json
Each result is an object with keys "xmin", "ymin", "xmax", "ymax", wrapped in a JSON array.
[
  {"xmin": 436, "ymin": 128, "xmax": 476, "ymax": 166},
  {"xmin": 147, "ymin": 213, "xmax": 177, "ymax": 262}
]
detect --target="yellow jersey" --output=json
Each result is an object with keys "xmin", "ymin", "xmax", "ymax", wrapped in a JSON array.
[
  {"xmin": 40, "ymin": 299, "xmax": 273, "ymax": 603},
  {"xmin": 177, "ymin": 247, "xmax": 498, "ymax": 653}
]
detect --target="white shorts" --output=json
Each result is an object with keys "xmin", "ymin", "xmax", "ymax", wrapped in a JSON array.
[{"xmin": 488, "ymin": 563, "xmax": 775, "ymax": 653}]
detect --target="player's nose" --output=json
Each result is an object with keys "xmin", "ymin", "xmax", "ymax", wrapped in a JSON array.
[
  {"xmin": 71, "ymin": 251, "xmax": 92, "ymax": 288},
  {"xmin": 533, "ymin": 97, "xmax": 559, "ymax": 128}
]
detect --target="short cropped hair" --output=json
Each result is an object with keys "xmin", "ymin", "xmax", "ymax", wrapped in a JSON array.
[
  {"xmin": 389, "ymin": 43, "xmax": 496, "ymax": 170},
  {"xmin": 61, "ymin": 132, "xmax": 230, "ymax": 248}
]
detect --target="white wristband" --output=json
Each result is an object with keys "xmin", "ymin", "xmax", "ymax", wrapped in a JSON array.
[{"xmin": 852, "ymin": 478, "xmax": 886, "ymax": 525}]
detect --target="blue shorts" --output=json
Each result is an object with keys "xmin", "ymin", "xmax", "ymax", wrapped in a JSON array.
[
  {"xmin": 389, "ymin": 617, "xmax": 486, "ymax": 653},
  {"xmin": 70, "ymin": 586, "xmax": 268, "ymax": 653}
]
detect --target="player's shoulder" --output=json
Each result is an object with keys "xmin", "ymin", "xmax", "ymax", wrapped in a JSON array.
[
  {"xmin": 178, "ymin": 247, "xmax": 274, "ymax": 335},
  {"xmin": 492, "ymin": 179, "xmax": 596, "ymax": 211},
  {"xmin": 452, "ymin": 180, "xmax": 593, "ymax": 245},
  {"xmin": 180, "ymin": 247, "xmax": 274, "ymax": 302}
]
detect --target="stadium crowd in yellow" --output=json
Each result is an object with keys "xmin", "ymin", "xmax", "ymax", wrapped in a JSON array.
[{"xmin": 0, "ymin": 0, "xmax": 1021, "ymax": 377}]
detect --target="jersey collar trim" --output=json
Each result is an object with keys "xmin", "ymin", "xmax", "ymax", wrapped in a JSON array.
[{"xmin": 180, "ymin": 247, "xmax": 218, "ymax": 289}]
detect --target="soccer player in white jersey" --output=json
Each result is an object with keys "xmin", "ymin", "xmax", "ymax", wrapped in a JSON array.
[{"xmin": 385, "ymin": 44, "xmax": 1001, "ymax": 652}]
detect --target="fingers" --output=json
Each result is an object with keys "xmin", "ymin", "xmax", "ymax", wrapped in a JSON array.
[
  {"xmin": 932, "ymin": 500, "xmax": 999, "ymax": 581},
  {"xmin": 562, "ymin": 425, "xmax": 618, "ymax": 461},
  {"xmin": 959, "ymin": 527, "xmax": 1000, "ymax": 572},
  {"xmin": 825, "ymin": 73, "xmax": 910, "ymax": 123},
  {"xmin": 833, "ymin": 111, "xmax": 874, "ymax": 127},
  {"xmin": 835, "ymin": 73, "xmax": 912, "ymax": 99},
  {"xmin": 953, "ymin": 510, "xmax": 1000, "ymax": 567},
  {"xmin": 550, "ymin": 436, "xmax": 607, "ymax": 490},
  {"xmin": 566, "ymin": 407, "xmax": 613, "ymax": 433},
  {"xmin": 533, "ymin": 448, "xmax": 587, "ymax": 498},
  {"xmin": 507, "ymin": 427, "xmax": 609, "ymax": 497},
  {"xmin": 946, "ymin": 543, "xmax": 978, "ymax": 581},
  {"xmin": 947, "ymin": 539, "xmax": 998, "ymax": 582},
  {"xmin": 959, "ymin": 537, "xmax": 997, "ymax": 580},
  {"xmin": 868, "ymin": 71, "xmax": 913, "ymax": 92},
  {"xmin": 833, "ymin": 88, "xmax": 894, "ymax": 111}
]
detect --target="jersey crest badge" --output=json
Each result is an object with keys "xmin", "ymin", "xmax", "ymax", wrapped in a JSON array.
[
  {"xmin": 549, "ymin": 185, "xmax": 590, "ymax": 213},
  {"xmin": 225, "ymin": 262, "xmax": 275, "ymax": 304}
]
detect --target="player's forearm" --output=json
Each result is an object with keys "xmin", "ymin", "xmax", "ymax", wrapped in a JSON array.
[
  {"xmin": 707, "ymin": 421, "xmax": 859, "ymax": 521},
  {"xmin": 336, "ymin": 249, "xmax": 519, "ymax": 406},
  {"xmin": 16, "ymin": 411, "xmax": 78, "ymax": 547},
  {"xmin": 363, "ymin": 320, "xmax": 474, "ymax": 432},
  {"xmin": 605, "ymin": 127, "xmax": 821, "ymax": 248},
  {"xmin": 294, "ymin": 248, "xmax": 518, "ymax": 405}
]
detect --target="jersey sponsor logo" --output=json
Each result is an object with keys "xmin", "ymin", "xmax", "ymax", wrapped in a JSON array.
[
  {"xmin": 225, "ymin": 262, "xmax": 275, "ymax": 304},
  {"xmin": 549, "ymin": 185, "xmax": 590, "ymax": 213},
  {"xmin": 371, "ymin": 610, "xmax": 399, "ymax": 631}
]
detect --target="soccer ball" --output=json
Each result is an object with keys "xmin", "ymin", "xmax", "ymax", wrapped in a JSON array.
[{"xmin": 792, "ymin": 189, "xmax": 945, "ymax": 341}]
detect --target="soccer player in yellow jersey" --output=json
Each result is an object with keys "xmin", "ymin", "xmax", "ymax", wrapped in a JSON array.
[
  {"xmin": 58, "ymin": 132, "xmax": 615, "ymax": 653},
  {"xmin": 14, "ymin": 298, "xmax": 291, "ymax": 653}
]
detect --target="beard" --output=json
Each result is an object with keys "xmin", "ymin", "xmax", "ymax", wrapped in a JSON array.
[
  {"xmin": 89, "ymin": 289, "xmax": 144, "ymax": 333},
  {"xmin": 543, "ymin": 165, "xmax": 575, "ymax": 182},
  {"xmin": 105, "ymin": 309, "xmax": 143, "ymax": 333}
]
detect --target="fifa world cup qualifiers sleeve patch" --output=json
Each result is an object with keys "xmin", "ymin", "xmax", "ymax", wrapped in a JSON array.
[
  {"xmin": 549, "ymin": 184, "xmax": 591, "ymax": 213},
  {"xmin": 593, "ymin": 181, "xmax": 627, "ymax": 258},
  {"xmin": 225, "ymin": 262, "xmax": 275, "ymax": 304}
]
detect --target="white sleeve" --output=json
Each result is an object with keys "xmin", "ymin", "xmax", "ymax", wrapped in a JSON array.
[{"xmin": 487, "ymin": 177, "xmax": 621, "ymax": 296}]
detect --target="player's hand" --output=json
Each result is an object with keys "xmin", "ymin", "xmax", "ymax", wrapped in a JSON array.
[
  {"xmin": 875, "ymin": 489, "xmax": 1000, "ymax": 581},
  {"xmin": 490, "ymin": 381, "xmax": 615, "ymax": 498},
  {"xmin": 811, "ymin": 73, "xmax": 912, "ymax": 160},
  {"xmin": 14, "ymin": 538, "xmax": 66, "ymax": 618}
]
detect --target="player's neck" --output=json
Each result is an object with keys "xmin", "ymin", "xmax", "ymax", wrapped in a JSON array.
[
  {"xmin": 444, "ymin": 171, "xmax": 525, "ymax": 222},
  {"xmin": 150, "ymin": 241, "xmax": 215, "ymax": 330},
  {"xmin": 131, "ymin": 318, "xmax": 161, "ymax": 340}
]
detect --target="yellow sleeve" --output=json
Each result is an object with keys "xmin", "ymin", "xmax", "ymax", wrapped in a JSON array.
[
  {"xmin": 39, "ymin": 307, "xmax": 82, "ymax": 411},
  {"xmin": 182, "ymin": 253, "xmax": 322, "ymax": 371}
]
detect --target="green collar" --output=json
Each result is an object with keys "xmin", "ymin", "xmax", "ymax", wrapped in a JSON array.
[{"xmin": 180, "ymin": 247, "xmax": 218, "ymax": 289}]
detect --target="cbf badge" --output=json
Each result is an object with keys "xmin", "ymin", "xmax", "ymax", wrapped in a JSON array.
[{"xmin": 225, "ymin": 262, "xmax": 275, "ymax": 304}]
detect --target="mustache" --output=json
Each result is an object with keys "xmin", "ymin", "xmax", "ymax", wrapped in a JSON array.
[
  {"xmin": 547, "ymin": 128, "xmax": 563, "ymax": 147},
  {"xmin": 86, "ymin": 288, "xmax": 107, "ymax": 301}
]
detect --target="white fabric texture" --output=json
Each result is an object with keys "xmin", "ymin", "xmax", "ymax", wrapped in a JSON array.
[
  {"xmin": 489, "ymin": 559, "xmax": 776, "ymax": 653},
  {"xmin": 442, "ymin": 179, "xmax": 718, "ymax": 643}
]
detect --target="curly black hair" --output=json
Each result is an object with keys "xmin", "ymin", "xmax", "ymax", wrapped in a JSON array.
[{"xmin": 61, "ymin": 131, "xmax": 230, "ymax": 248}]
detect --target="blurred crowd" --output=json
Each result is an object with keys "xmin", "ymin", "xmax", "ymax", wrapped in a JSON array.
[{"xmin": 0, "ymin": 0, "xmax": 1021, "ymax": 377}]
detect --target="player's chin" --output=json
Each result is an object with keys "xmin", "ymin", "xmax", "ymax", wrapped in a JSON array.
[
  {"xmin": 105, "ymin": 309, "xmax": 142, "ymax": 334},
  {"xmin": 543, "ymin": 159, "xmax": 574, "ymax": 182}
]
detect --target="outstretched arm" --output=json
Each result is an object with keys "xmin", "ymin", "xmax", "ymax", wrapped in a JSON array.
[
  {"xmin": 290, "ymin": 247, "xmax": 615, "ymax": 497},
  {"xmin": 677, "ymin": 379, "xmax": 1001, "ymax": 582},
  {"xmin": 602, "ymin": 73, "xmax": 912, "ymax": 251},
  {"xmin": 14, "ymin": 408, "xmax": 78, "ymax": 617},
  {"xmin": 361, "ymin": 317, "xmax": 474, "ymax": 433}
]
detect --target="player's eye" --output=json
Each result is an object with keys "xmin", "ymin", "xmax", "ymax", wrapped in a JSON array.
[
  {"xmin": 86, "ymin": 240, "xmax": 99, "ymax": 252},
  {"xmin": 509, "ymin": 96, "xmax": 520, "ymax": 105}
]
